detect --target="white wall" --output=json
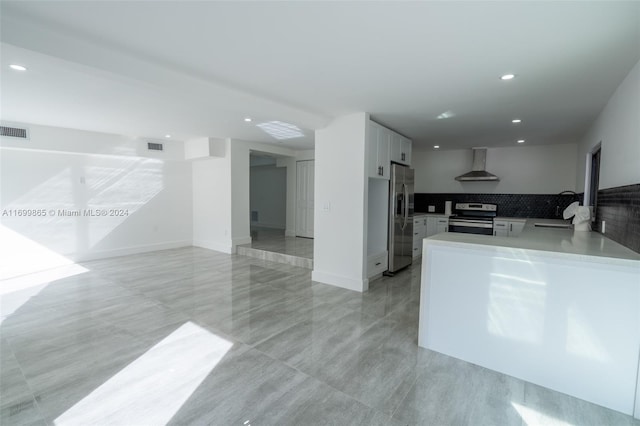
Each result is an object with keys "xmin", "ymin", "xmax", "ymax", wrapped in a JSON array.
[
  {"xmin": 312, "ymin": 112, "xmax": 368, "ymax": 292},
  {"xmin": 250, "ymin": 165, "xmax": 286, "ymax": 229},
  {"xmin": 413, "ymin": 144, "xmax": 578, "ymax": 194},
  {"xmin": 192, "ymin": 142, "xmax": 233, "ymax": 253},
  {"xmin": 577, "ymin": 59, "xmax": 640, "ymax": 191},
  {"xmin": 0, "ymin": 124, "xmax": 192, "ymax": 278},
  {"xmin": 0, "ymin": 121, "xmax": 185, "ymax": 160}
]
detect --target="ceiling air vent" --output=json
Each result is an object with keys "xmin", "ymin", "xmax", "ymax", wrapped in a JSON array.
[
  {"xmin": 0, "ymin": 126, "xmax": 29, "ymax": 139},
  {"xmin": 147, "ymin": 142, "xmax": 164, "ymax": 151}
]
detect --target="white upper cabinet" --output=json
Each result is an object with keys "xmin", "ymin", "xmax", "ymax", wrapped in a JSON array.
[
  {"xmin": 368, "ymin": 120, "xmax": 412, "ymax": 179},
  {"xmin": 401, "ymin": 136, "xmax": 412, "ymax": 165},
  {"xmin": 390, "ymin": 133, "xmax": 412, "ymax": 165},
  {"xmin": 368, "ymin": 121, "xmax": 390, "ymax": 179}
]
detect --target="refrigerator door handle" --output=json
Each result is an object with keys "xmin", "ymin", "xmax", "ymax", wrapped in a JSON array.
[
  {"xmin": 403, "ymin": 183, "xmax": 409, "ymax": 228},
  {"xmin": 400, "ymin": 183, "xmax": 407, "ymax": 230}
]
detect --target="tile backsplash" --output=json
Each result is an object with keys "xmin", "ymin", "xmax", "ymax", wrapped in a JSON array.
[
  {"xmin": 415, "ymin": 192, "xmax": 582, "ymax": 219},
  {"xmin": 594, "ymin": 184, "xmax": 640, "ymax": 253},
  {"xmin": 415, "ymin": 186, "xmax": 640, "ymax": 254}
]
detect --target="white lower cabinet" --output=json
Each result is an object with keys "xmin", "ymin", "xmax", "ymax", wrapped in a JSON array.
[
  {"xmin": 426, "ymin": 215, "xmax": 449, "ymax": 238},
  {"xmin": 436, "ymin": 217, "xmax": 449, "ymax": 234},
  {"xmin": 426, "ymin": 217, "xmax": 437, "ymax": 237},
  {"xmin": 414, "ymin": 214, "xmax": 449, "ymax": 258},
  {"xmin": 510, "ymin": 220, "xmax": 525, "ymax": 236},
  {"xmin": 367, "ymin": 251, "xmax": 388, "ymax": 278},
  {"xmin": 494, "ymin": 218, "xmax": 526, "ymax": 237},
  {"xmin": 494, "ymin": 220, "xmax": 509, "ymax": 237},
  {"xmin": 413, "ymin": 215, "xmax": 427, "ymax": 258}
]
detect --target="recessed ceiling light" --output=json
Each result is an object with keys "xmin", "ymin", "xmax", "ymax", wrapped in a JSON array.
[
  {"xmin": 244, "ymin": 117, "xmax": 252, "ymax": 122},
  {"xmin": 10, "ymin": 64, "xmax": 27, "ymax": 71},
  {"xmin": 165, "ymin": 134, "xmax": 171, "ymax": 138},
  {"xmin": 517, "ymin": 139, "xmax": 525, "ymax": 144},
  {"xmin": 434, "ymin": 145, "xmax": 440, "ymax": 149},
  {"xmin": 512, "ymin": 119, "xmax": 522, "ymax": 123},
  {"xmin": 500, "ymin": 73, "xmax": 516, "ymax": 80}
]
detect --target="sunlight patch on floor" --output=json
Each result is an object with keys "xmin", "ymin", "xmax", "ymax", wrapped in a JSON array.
[
  {"xmin": 511, "ymin": 402, "xmax": 574, "ymax": 426},
  {"xmin": 0, "ymin": 225, "xmax": 89, "ymax": 322},
  {"xmin": 54, "ymin": 321, "xmax": 233, "ymax": 426}
]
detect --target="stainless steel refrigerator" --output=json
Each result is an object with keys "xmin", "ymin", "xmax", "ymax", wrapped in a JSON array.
[{"xmin": 387, "ymin": 163, "xmax": 414, "ymax": 273}]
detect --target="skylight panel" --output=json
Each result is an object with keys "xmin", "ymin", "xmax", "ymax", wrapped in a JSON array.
[{"xmin": 256, "ymin": 121, "xmax": 304, "ymax": 140}]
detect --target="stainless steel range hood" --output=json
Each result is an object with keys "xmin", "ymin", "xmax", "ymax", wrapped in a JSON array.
[{"xmin": 455, "ymin": 148, "xmax": 499, "ymax": 182}]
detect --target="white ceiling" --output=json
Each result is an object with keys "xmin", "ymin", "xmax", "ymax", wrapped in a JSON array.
[{"xmin": 1, "ymin": 1, "xmax": 639, "ymax": 150}]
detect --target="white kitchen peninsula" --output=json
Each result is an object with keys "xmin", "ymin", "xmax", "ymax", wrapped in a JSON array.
[{"xmin": 419, "ymin": 222, "xmax": 640, "ymax": 418}]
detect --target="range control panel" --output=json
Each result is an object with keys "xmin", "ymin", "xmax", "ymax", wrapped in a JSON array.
[{"xmin": 455, "ymin": 203, "xmax": 497, "ymax": 212}]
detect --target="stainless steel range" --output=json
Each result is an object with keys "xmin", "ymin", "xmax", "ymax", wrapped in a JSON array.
[{"xmin": 448, "ymin": 203, "xmax": 497, "ymax": 235}]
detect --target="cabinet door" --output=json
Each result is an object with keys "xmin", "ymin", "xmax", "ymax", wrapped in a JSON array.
[
  {"xmin": 390, "ymin": 133, "xmax": 402, "ymax": 164},
  {"xmin": 426, "ymin": 217, "xmax": 437, "ymax": 237},
  {"xmin": 378, "ymin": 129, "xmax": 390, "ymax": 179},
  {"xmin": 401, "ymin": 137, "xmax": 412, "ymax": 165},
  {"xmin": 436, "ymin": 218, "xmax": 448, "ymax": 233},
  {"xmin": 494, "ymin": 220, "xmax": 508, "ymax": 237},
  {"xmin": 509, "ymin": 221, "xmax": 525, "ymax": 236},
  {"xmin": 368, "ymin": 123, "xmax": 381, "ymax": 178}
]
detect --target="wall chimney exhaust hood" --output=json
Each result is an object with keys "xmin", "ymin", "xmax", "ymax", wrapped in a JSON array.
[{"xmin": 455, "ymin": 148, "xmax": 499, "ymax": 182}]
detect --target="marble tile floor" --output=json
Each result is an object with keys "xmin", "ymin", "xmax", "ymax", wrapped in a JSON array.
[{"xmin": 1, "ymin": 247, "xmax": 638, "ymax": 426}]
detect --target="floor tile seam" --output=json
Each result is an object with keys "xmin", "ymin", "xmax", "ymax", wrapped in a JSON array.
[
  {"xmin": 245, "ymin": 313, "xmax": 409, "ymax": 410},
  {"xmin": 93, "ymin": 273, "xmax": 194, "ymax": 319},
  {"xmin": 16, "ymin": 288, "xmax": 187, "ymax": 346},
  {"xmin": 388, "ymin": 372, "xmax": 420, "ymax": 421},
  {"xmin": 260, "ymin": 282, "xmax": 316, "ymax": 300},
  {"xmin": 381, "ymin": 299, "xmax": 420, "ymax": 323},
  {"xmin": 3, "ymin": 337, "xmax": 48, "ymax": 424},
  {"xmin": 243, "ymin": 316, "xmax": 308, "ymax": 349},
  {"xmin": 247, "ymin": 343, "xmax": 390, "ymax": 417}
]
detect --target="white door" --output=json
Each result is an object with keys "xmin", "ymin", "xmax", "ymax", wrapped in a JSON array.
[{"xmin": 296, "ymin": 160, "xmax": 314, "ymax": 238}]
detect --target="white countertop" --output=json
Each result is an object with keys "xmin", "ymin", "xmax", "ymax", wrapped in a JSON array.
[
  {"xmin": 414, "ymin": 213, "xmax": 451, "ymax": 217},
  {"xmin": 426, "ymin": 219, "xmax": 640, "ymax": 266}
]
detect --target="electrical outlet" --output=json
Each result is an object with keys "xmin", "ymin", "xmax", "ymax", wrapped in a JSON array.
[
  {"xmin": 428, "ymin": 205, "xmax": 435, "ymax": 212},
  {"xmin": 601, "ymin": 220, "xmax": 606, "ymax": 233}
]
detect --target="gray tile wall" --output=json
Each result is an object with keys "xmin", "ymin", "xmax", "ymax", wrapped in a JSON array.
[{"xmin": 594, "ymin": 183, "xmax": 640, "ymax": 253}]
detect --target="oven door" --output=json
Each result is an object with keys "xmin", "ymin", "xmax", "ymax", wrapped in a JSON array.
[{"xmin": 449, "ymin": 219, "xmax": 494, "ymax": 235}]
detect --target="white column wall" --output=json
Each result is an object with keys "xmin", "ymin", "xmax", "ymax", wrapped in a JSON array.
[
  {"xmin": 192, "ymin": 139, "xmax": 234, "ymax": 253},
  {"xmin": 312, "ymin": 112, "xmax": 369, "ymax": 292}
]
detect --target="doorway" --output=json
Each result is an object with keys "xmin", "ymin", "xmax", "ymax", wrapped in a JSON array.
[
  {"xmin": 584, "ymin": 143, "xmax": 601, "ymax": 225},
  {"xmin": 249, "ymin": 153, "xmax": 286, "ymax": 233},
  {"xmin": 238, "ymin": 153, "xmax": 314, "ymax": 266}
]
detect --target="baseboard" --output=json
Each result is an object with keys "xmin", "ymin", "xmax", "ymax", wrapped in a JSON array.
[
  {"xmin": 285, "ymin": 229, "xmax": 296, "ymax": 237},
  {"xmin": 232, "ymin": 236, "xmax": 251, "ymax": 251},
  {"xmin": 193, "ymin": 238, "xmax": 234, "ymax": 254},
  {"xmin": 251, "ymin": 222, "xmax": 286, "ymax": 230},
  {"xmin": 73, "ymin": 239, "xmax": 193, "ymax": 262},
  {"xmin": 193, "ymin": 236, "xmax": 252, "ymax": 254},
  {"xmin": 311, "ymin": 270, "xmax": 366, "ymax": 292}
]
